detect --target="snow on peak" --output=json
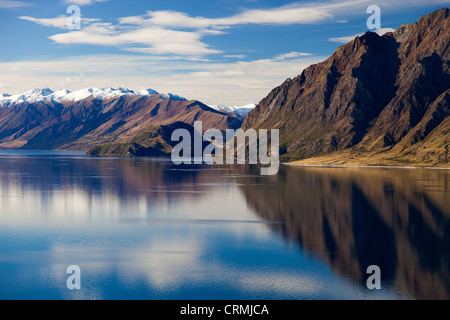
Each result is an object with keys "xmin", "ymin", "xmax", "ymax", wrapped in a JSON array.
[
  {"xmin": 135, "ymin": 88, "xmax": 186, "ymax": 101},
  {"xmin": 17, "ymin": 88, "xmax": 54, "ymax": 102},
  {"xmin": 23, "ymin": 88, "xmax": 54, "ymax": 96},
  {"xmin": 62, "ymin": 87, "xmax": 135, "ymax": 102},
  {"xmin": 159, "ymin": 93, "xmax": 187, "ymax": 101},
  {"xmin": 0, "ymin": 88, "xmax": 252, "ymax": 114},
  {"xmin": 51, "ymin": 89, "xmax": 72, "ymax": 102},
  {"xmin": 137, "ymin": 88, "xmax": 159, "ymax": 95},
  {"xmin": 0, "ymin": 88, "xmax": 57, "ymax": 107},
  {"xmin": 209, "ymin": 103, "xmax": 256, "ymax": 116},
  {"xmin": 0, "ymin": 87, "xmax": 188, "ymax": 107}
]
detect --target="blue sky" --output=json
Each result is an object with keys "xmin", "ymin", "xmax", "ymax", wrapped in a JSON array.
[{"xmin": 0, "ymin": 0, "xmax": 448, "ymax": 105}]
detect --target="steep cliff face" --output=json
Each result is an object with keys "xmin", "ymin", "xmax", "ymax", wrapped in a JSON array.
[{"xmin": 243, "ymin": 8, "xmax": 450, "ymax": 165}]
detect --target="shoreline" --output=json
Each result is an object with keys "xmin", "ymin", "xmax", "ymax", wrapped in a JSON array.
[
  {"xmin": 1, "ymin": 149, "xmax": 449, "ymax": 170},
  {"xmin": 285, "ymin": 162, "xmax": 450, "ymax": 170}
]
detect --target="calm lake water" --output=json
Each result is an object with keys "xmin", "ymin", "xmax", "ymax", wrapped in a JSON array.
[{"xmin": 0, "ymin": 151, "xmax": 448, "ymax": 300}]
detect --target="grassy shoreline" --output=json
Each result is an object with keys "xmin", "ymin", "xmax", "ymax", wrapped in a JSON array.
[
  {"xmin": 287, "ymin": 154, "xmax": 450, "ymax": 169},
  {"xmin": 286, "ymin": 162, "xmax": 450, "ymax": 170}
]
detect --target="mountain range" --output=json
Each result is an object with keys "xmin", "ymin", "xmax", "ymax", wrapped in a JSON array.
[
  {"xmin": 0, "ymin": 87, "xmax": 245, "ymax": 153},
  {"xmin": 0, "ymin": 87, "xmax": 186, "ymax": 107},
  {"xmin": 243, "ymin": 7, "xmax": 449, "ymax": 166},
  {"xmin": 208, "ymin": 104, "xmax": 257, "ymax": 116}
]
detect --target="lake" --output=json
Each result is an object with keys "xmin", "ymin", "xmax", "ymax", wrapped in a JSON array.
[{"xmin": 0, "ymin": 151, "xmax": 448, "ymax": 300}]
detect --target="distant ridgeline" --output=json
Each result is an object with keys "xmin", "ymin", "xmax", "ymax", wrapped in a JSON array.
[{"xmin": 0, "ymin": 87, "xmax": 247, "ymax": 155}]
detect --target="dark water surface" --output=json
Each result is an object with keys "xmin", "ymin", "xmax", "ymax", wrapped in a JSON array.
[{"xmin": 0, "ymin": 151, "xmax": 448, "ymax": 299}]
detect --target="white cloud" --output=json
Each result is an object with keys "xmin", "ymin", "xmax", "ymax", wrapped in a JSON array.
[
  {"xmin": 48, "ymin": 26, "xmax": 222, "ymax": 56},
  {"xmin": 223, "ymin": 55, "xmax": 247, "ymax": 59},
  {"xmin": 0, "ymin": 53, "xmax": 324, "ymax": 106},
  {"xmin": 373, "ymin": 28, "xmax": 396, "ymax": 36},
  {"xmin": 0, "ymin": 0, "xmax": 30, "ymax": 9},
  {"xmin": 117, "ymin": 0, "xmax": 450, "ymax": 31},
  {"xmin": 20, "ymin": 15, "xmax": 68, "ymax": 28},
  {"xmin": 328, "ymin": 27, "xmax": 396, "ymax": 43},
  {"xmin": 20, "ymin": 13, "xmax": 222, "ymax": 57},
  {"xmin": 118, "ymin": 4, "xmax": 334, "ymax": 30},
  {"xmin": 328, "ymin": 35, "xmax": 356, "ymax": 43},
  {"xmin": 20, "ymin": 1, "xmax": 332, "ymax": 58},
  {"xmin": 16, "ymin": 1, "xmax": 377, "ymax": 58},
  {"xmin": 219, "ymin": 5, "xmax": 332, "ymax": 25},
  {"xmin": 274, "ymin": 52, "xmax": 313, "ymax": 60},
  {"xmin": 17, "ymin": 0, "xmax": 446, "ymax": 57},
  {"xmin": 19, "ymin": 15, "xmax": 101, "ymax": 29},
  {"xmin": 62, "ymin": 0, "xmax": 108, "ymax": 6}
]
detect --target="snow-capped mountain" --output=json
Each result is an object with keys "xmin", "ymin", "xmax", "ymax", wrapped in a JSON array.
[
  {"xmin": 158, "ymin": 93, "xmax": 187, "ymax": 101},
  {"xmin": 0, "ymin": 88, "xmax": 58, "ymax": 107},
  {"xmin": 137, "ymin": 89, "xmax": 186, "ymax": 101},
  {"xmin": 61, "ymin": 87, "xmax": 135, "ymax": 102},
  {"xmin": 0, "ymin": 87, "xmax": 244, "ymax": 152},
  {"xmin": 209, "ymin": 104, "xmax": 256, "ymax": 116},
  {"xmin": 137, "ymin": 89, "xmax": 159, "ymax": 95},
  {"xmin": 0, "ymin": 87, "xmax": 187, "ymax": 107}
]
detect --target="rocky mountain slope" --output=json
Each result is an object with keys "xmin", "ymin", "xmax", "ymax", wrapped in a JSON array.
[
  {"xmin": 0, "ymin": 87, "xmax": 242, "ymax": 152},
  {"xmin": 243, "ymin": 8, "xmax": 450, "ymax": 166}
]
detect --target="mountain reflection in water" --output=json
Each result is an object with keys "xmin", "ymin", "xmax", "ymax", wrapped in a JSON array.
[
  {"xmin": 0, "ymin": 152, "xmax": 448, "ymax": 299},
  {"xmin": 236, "ymin": 165, "xmax": 450, "ymax": 299}
]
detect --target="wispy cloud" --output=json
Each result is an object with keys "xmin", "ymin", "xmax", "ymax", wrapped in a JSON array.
[
  {"xmin": 19, "ymin": 15, "xmax": 101, "ymax": 29},
  {"xmin": 328, "ymin": 27, "xmax": 396, "ymax": 43},
  {"xmin": 223, "ymin": 55, "xmax": 247, "ymax": 59},
  {"xmin": 117, "ymin": 0, "xmax": 450, "ymax": 30},
  {"xmin": 18, "ymin": 1, "xmax": 334, "ymax": 57},
  {"xmin": 14, "ymin": 1, "xmax": 338, "ymax": 57},
  {"xmin": 48, "ymin": 26, "xmax": 222, "ymax": 56},
  {"xmin": 118, "ymin": 5, "xmax": 333, "ymax": 29},
  {"xmin": 17, "ymin": 0, "xmax": 448, "ymax": 57},
  {"xmin": 61, "ymin": 0, "xmax": 109, "ymax": 6},
  {"xmin": 19, "ymin": 14, "xmax": 222, "ymax": 57},
  {"xmin": 0, "ymin": 53, "xmax": 323, "ymax": 105},
  {"xmin": 274, "ymin": 52, "xmax": 313, "ymax": 60},
  {"xmin": 0, "ymin": 0, "xmax": 31, "ymax": 9}
]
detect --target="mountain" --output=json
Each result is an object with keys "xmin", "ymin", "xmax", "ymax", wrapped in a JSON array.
[
  {"xmin": 209, "ymin": 104, "xmax": 256, "ymax": 116},
  {"xmin": 0, "ymin": 87, "xmax": 243, "ymax": 152},
  {"xmin": 0, "ymin": 87, "xmax": 184, "ymax": 107},
  {"xmin": 88, "ymin": 121, "xmax": 209, "ymax": 157},
  {"xmin": 209, "ymin": 104, "xmax": 256, "ymax": 123},
  {"xmin": 243, "ymin": 8, "xmax": 450, "ymax": 166}
]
